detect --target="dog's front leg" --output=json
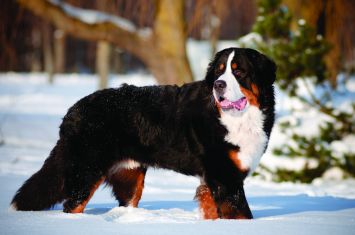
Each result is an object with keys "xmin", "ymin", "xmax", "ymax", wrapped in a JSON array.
[
  {"xmin": 208, "ymin": 180, "xmax": 253, "ymax": 219},
  {"xmin": 195, "ymin": 184, "xmax": 219, "ymax": 219}
]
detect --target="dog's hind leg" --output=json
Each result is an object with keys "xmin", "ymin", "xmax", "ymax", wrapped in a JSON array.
[
  {"xmin": 62, "ymin": 161, "xmax": 106, "ymax": 213},
  {"xmin": 107, "ymin": 165, "xmax": 147, "ymax": 207},
  {"xmin": 63, "ymin": 176, "xmax": 105, "ymax": 213}
]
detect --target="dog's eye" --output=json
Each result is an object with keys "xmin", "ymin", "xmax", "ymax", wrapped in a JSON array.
[
  {"xmin": 215, "ymin": 63, "xmax": 225, "ymax": 76},
  {"xmin": 218, "ymin": 63, "xmax": 225, "ymax": 71},
  {"xmin": 231, "ymin": 63, "xmax": 238, "ymax": 70}
]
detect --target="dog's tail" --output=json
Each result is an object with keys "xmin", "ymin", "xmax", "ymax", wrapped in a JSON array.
[{"xmin": 11, "ymin": 140, "xmax": 65, "ymax": 211}]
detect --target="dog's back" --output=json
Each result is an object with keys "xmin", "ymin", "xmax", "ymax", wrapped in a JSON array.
[{"xmin": 11, "ymin": 48, "xmax": 276, "ymax": 219}]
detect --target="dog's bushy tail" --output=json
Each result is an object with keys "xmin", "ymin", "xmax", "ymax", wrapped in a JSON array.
[{"xmin": 11, "ymin": 140, "xmax": 65, "ymax": 211}]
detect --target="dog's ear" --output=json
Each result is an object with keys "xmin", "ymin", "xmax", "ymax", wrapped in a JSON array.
[
  {"xmin": 246, "ymin": 49, "xmax": 277, "ymax": 86},
  {"xmin": 205, "ymin": 49, "xmax": 225, "ymax": 87}
]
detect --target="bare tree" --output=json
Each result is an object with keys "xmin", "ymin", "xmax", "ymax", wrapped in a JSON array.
[
  {"xmin": 54, "ymin": 29, "xmax": 66, "ymax": 73},
  {"xmin": 96, "ymin": 1, "xmax": 111, "ymax": 89},
  {"xmin": 17, "ymin": 0, "xmax": 193, "ymax": 85},
  {"xmin": 96, "ymin": 41, "xmax": 110, "ymax": 89},
  {"xmin": 42, "ymin": 21, "xmax": 54, "ymax": 83}
]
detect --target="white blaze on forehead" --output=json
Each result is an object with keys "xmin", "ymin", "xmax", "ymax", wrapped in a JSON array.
[
  {"xmin": 225, "ymin": 51, "xmax": 234, "ymax": 73},
  {"xmin": 216, "ymin": 51, "xmax": 244, "ymax": 102}
]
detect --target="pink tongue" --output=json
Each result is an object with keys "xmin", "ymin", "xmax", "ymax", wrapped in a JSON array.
[{"xmin": 219, "ymin": 97, "xmax": 247, "ymax": 110}]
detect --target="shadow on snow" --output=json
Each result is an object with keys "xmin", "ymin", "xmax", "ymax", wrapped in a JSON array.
[{"xmin": 51, "ymin": 194, "xmax": 355, "ymax": 218}]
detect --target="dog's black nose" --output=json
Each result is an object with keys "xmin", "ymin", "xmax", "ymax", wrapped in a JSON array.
[{"xmin": 214, "ymin": 80, "xmax": 227, "ymax": 91}]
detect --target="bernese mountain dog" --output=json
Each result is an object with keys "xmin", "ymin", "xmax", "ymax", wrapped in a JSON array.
[{"xmin": 11, "ymin": 47, "xmax": 276, "ymax": 219}]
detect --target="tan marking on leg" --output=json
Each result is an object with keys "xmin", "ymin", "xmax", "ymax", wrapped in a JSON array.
[
  {"xmin": 108, "ymin": 167, "xmax": 146, "ymax": 207},
  {"xmin": 219, "ymin": 201, "xmax": 252, "ymax": 220},
  {"xmin": 219, "ymin": 201, "xmax": 235, "ymax": 219},
  {"xmin": 195, "ymin": 185, "xmax": 218, "ymax": 220},
  {"xmin": 130, "ymin": 170, "xmax": 146, "ymax": 207}
]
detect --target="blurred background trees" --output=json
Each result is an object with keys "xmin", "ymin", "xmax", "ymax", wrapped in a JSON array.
[
  {"xmin": 283, "ymin": 0, "xmax": 355, "ymax": 86},
  {"xmin": 2, "ymin": 0, "xmax": 353, "ymax": 85},
  {"xmin": 0, "ymin": 0, "xmax": 354, "ymax": 182},
  {"xmin": 0, "ymin": 0, "xmax": 256, "ymax": 86}
]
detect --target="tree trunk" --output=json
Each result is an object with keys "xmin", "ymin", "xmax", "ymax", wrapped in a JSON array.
[
  {"xmin": 31, "ymin": 26, "xmax": 42, "ymax": 72},
  {"xmin": 151, "ymin": 0, "xmax": 193, "ymax": 85},
  {"xmin": 112, "ymin": 47, "xmax": 123, "ymax": 74},
  {"xmin": 210, "ymin": 0, "xmax": 225, "ymax": 56},
  {"xmin": 324, "ymin": 0, "xmax": 342, "ymax": 87},
  {"xmin": 42, "ymin": 22, "xmax": 54, "ymax": 83},
  {"xmin": 54, "ymin": 29, "xmax": 66, "ymax": 73},
  {"xmin": 17, "ymin": 0, "xmax": 194, "ymax": 85},
  {"xmin": 96, "ymin": 41, "xmax": 110, "ymax": 90}
]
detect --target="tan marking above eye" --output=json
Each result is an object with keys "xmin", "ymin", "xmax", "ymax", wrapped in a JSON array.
[
  {"xmin": 231, "ymin": 63, "xmax": 238, "ymax": 70},
  {"xmin": 219, "ymin": 63, "xmax": 225, "ymax": 71}
]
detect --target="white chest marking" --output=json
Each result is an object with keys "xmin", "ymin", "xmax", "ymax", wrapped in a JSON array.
[{"xmin": 219, "ymin": 106, "xmax": 267, "ymax": 175}]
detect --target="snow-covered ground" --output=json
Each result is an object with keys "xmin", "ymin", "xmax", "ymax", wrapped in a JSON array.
[{"xmin": 0, "ymin": 73, "xmax": 354, "ymax": 235}]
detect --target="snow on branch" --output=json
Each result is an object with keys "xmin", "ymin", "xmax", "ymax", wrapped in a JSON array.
[
  {"xmin": 17, "ymin": 0, "xmax": 153, "ymax": 58},
  {"xmin": 49, "ymin": 0, "xmax": 137, "ymax": 33}
]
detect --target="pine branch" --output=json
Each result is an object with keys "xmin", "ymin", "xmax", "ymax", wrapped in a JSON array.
[{"xmin": 299, "ymin": 78, "xmax": 338, "ymax": 120}]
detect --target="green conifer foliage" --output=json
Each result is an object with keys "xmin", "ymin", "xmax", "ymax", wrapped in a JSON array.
[
  {"xmin": 252, "ymin": 0, "xmax": 330, "ymax": 95},
  {"xmin": 250, "ymin": 0, "xmax": 354, "ymax": 182}
]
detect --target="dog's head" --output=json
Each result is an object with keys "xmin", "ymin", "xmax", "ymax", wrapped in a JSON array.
[{"xmin": 205, "ymin": 48, "xmax": 276, "ymax": 113}]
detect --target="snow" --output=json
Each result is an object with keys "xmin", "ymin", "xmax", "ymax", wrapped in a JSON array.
[
  {"xmin": 0, "ymin": 72, "xmax": 355, "ymax": 234},
  {"xmin": 186, "ymin": 40, "xmax": 212, "ymax": 80},
  {"xmin": 298, "ymin": 19, "xmax": 306, "ymax": 26}
]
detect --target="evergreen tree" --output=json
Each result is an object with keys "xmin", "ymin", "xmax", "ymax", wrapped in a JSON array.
[
  {"xmin": 249, "ymin": 0, "xmax": 355, "ymax": 182},
  {"xmin": 252, "ymin": 0, "xmax": 330, "ymax": 96}
]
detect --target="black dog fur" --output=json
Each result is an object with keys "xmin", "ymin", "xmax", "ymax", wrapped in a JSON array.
[{"xmin": 11, "ymin": 48, "xmax": 276, "ymax": 219}]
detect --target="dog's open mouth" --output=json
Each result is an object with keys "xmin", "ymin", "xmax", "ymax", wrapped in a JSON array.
[{"xmin": 218, "ymin": 96, "xmax": 247, "ymax": 111}]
